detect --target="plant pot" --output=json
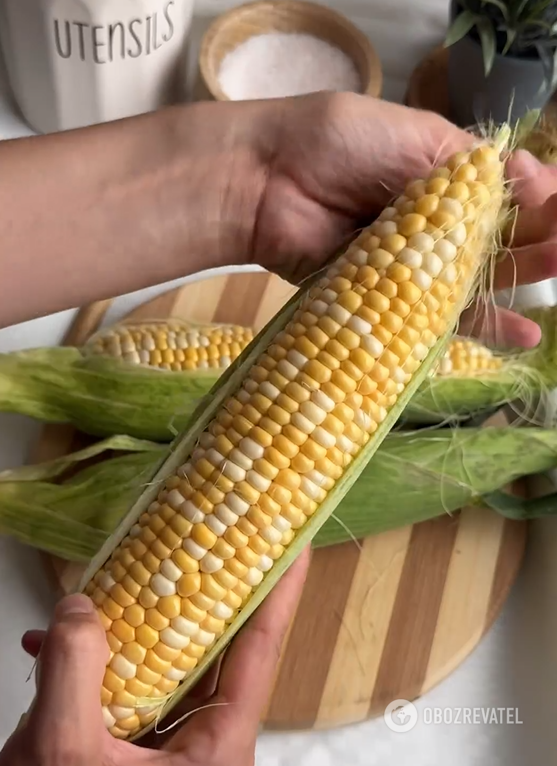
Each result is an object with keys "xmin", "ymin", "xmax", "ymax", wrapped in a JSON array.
[{"xmin": 447, "ymin": 31, "xmax": 554, "ymax": 128}]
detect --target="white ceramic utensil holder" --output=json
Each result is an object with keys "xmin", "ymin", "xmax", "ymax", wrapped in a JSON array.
[{"xmin": 0, "ymin": 0, "xmax": 193, "ymax": 134}]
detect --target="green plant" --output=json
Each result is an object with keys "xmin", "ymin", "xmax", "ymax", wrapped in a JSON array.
[{"xmin": 445, "ymin": 0, "xmax": 557, "ymax": 88}]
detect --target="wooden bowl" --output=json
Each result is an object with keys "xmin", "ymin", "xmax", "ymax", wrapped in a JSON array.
[{"xmin": 195, "ymin": 0, "xmax": 382, "ymax": 102}]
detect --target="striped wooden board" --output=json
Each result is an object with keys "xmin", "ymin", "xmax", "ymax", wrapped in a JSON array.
[{"xmin": 34, "ymin": 269, "xmax": 527, "ymax": 730}]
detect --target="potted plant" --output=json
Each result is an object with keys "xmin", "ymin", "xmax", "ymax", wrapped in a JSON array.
[{"xmin": 444, "ymin": 0, "xmax": 557, "ymax": 128}]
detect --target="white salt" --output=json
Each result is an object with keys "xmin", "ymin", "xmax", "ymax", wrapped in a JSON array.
[{"xmin": 218, "ymin": 32, "xmax": 362, "ymax": 100}]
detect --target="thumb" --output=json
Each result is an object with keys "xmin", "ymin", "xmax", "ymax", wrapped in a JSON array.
[
  {"xmin": 29, "ymin": 594, "xmax": 108, "ymax": 747},
  {"xmin": 508, "ymin": 149, "xmax": 557, "ymax": 209}
]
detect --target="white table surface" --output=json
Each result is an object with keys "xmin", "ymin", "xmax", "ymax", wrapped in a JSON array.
[{"xmin": 1, "ymin": 1, "xmax": 557, "ymax": 763}]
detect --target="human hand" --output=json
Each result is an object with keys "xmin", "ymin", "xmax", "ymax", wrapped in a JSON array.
[
  {"xmin": 0, "ymin": 548, "xmax": 310, "ymax": 766},
  {"xmin": 246, "ymin": 92, "xmax": 557, "ymax": 349}
]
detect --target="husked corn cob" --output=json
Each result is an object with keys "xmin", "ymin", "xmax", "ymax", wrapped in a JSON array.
[
  {"xmin": 433, "ymin": 337, "xmax": 503, "ymax": 377},
  {"xmin": 79, "ymin": 140, "xmax": 508, "ymax": 740},
  {"xmin": 87, "ymin": 319, "xmax": 502, "ymax": 380},
  {"xmin": 85, "ymin": 320, "xmax": 255, "ymax": 371}
]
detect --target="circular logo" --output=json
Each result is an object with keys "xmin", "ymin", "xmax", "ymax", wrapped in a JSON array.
[{"xmin": 384, "ymin": 699, "xmax": 418, "ymax": 733}]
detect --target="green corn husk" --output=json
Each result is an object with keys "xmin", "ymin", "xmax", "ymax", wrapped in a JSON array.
[
  {"xmin": 2, "ymin": 425, "xmax": 557, "ymax": 563},
  {"xmin": 0, "ymin": 348, "xmax": 219, "ymax": 441},
  {"xmin": 1, "ymin": 306, "xmax": 556, "ymax": 440},
  {"xmin": 402, "ymin": 305, "xmax": 557, "ymax": 425}
]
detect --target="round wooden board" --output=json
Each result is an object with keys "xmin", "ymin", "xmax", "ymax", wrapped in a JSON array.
[
  {"xmin": 405, "ymin": 44, "xmax": 557, "ymax": 125},
  {"xmin": 34, "ymin": 269, "xmax": 527, "ymax": 731}
]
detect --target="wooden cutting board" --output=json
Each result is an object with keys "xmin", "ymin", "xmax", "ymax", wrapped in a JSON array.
[{"xmin": 34, "ymin": 269, "xmax": 527, "ymax": 730}]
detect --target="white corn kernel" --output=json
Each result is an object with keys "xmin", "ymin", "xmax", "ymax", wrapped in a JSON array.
[
  {"xmin": 167, "ymin": 489, "xmax": 187, "ymax": 512},
  {"xmin": 205, "ymin": 515, "xmax": 227, "ymax": 536},
  {"xmin": 407, "ymin": 233, "xmax": 434, "ymax": 253},
  {"xmin": 222, "ymin": 461, "xmax": 246, "ymax": 483},
  {"xmin": 310, "ymin": 299, "xmax": 328, "ymax": 316},
  {"xmin": 214, "ymin": 504, "xmax": 240, "ymax": 526},
  {"xmin": 246, "ymin": 470, "xmax": 272, "ymax": 493},
  {"xmin": 413, "ymin": 343, "xmax": 429, "ymax": 361},
  {"xmin": 244, "ymin": 567, "xmax": 264, "ymax": 587},
  {"xmin": 102, "ymin": 708, "xmax": 117, "ymax": 728},
  {"xmin": 210, "ymin": 602, "xmax": 235, "ymax": 620},
  {"xmin": 260, "ymin": 381, "xmax": 280, "ymax": 400},
  {"xmin": 446, "ymin": 222, "xmax": 467, "ymax": 247},
  {"xmin": 277, "ymin": 359, "xmax": 298, "ymax": 380},
  {"xmin": 110, "ymin": 705, "xmax": 135, "ymax": 720},
  {"xmin": 181, "ymin": 501, "xmax": 205, "ymax": 524},
  {"xmin": 422, "ymin": 252, "xmax": 443, "ymax": 278},
  {"xmin": 200, "ymin": 552, "xmax": 224, "ymax": 573},
  {"xmin": 299, "ymin": 401, "xmax": 327, "ymax": 425},
  {"xmin": 229, "ymin": 448, "xmax": 252, "ymax": 471},
  {"xmin": 312, "ymin": 427, "xmax": 336, "ymax": 449},
  {"xmin": 183, "ymin": 538, "xmax": 207, "ymax": 561},
  {"xmin": 260, "ymin": 525, "xmax": 283, "ymax": 545},
  {"xmin": 171, "ymin": 616, "xmax": 199, "ymax": 637},
  {"xmin": 348, "ymin": 315, "xmax": 372, "ymax": 335},
  {"xmin": 291, "ymin": 411, "xmax": 316, "ymax": 434},
  {"xmin": 398, "ymin": 247, "xmax": 422, "ymax": 268},
  {"xmin": 226, "ymin": 493, "xmax": 250, "ymax": 516},
  {"xmin": 151, "ymin": 573, "xmax": 177, "ymax": 597},
  {"xmin": 239, "ymin": 437, "xmax": 265, "ymax": 460},
  {"xmin": 160, "ymin": 560, "xmax": 183, "ymax": 582},
  {"xmin": 434, "ymin": 239, "xmax": 457, "ymax": 263},
  {"xmin": 257, "ymin": 555, "xmax": 274, "ymax": 572},
  {"xmin": 193, "ymin": 629, "xmax": 216, "ymax": 647},
  {"xmin": 109, "ymin": 655, "xmax": 136, "ymax": 681},
  {"xmin": 362, "ymin": 335, "xmax": 384, "ymax": 357},
  {"xmin": 328, "ymin": 304, "xmax": 352, "ymax": 325},
  {"xmin": 287, "ymin": 349, "xmax": 308, "ymax": 369},
  {"xmin": 412, "ymin": 269, "xmax": 433, "ymax": 291},
  {"xmin": 160, "ymin": 627, "xmax": 190, "ymax": 650},
  {"xmin": 310, "ymin": 389, "xmax": 336, "ymax": 412},
  {"xmin": 166, "ymin": 667, "xmax": 188, "ymax": 682}
]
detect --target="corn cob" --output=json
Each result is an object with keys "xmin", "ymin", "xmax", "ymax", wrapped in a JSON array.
[
  {"xmin": 59, "ymin": 137, "xmax": 511, "ymax": 741},
  {"xmin": 87, "ymin": 318, "xmax": 503, "ymax": 378},
  {"xmin": 84, "ymin": 320, "xmax": 254, "ymax": 372},
  {"xmin": 432, "ymin": 337, "xmax": 503, "ymax": 377}
]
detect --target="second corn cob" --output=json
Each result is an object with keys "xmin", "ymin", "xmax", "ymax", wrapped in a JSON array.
[
  {"xmin": 55, "ymin": 134, "xmax": 512, "ymax": 741},
  {"xmin": 84, "ymin": 320, "xmax": 255, "ymax": 372}
]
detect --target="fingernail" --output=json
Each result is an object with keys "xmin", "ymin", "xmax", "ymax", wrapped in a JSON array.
[{"xmin": 55, "ymin": 594, "xmax": 94, "ymax": 619}]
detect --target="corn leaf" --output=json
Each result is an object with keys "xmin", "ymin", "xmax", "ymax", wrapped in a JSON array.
[
  {"xmin": 0, "ymin": 349, "xmax": 218, "ymax": 441},
  {"xmin": 0, "ymin": 307, "xmax": 555, "ymax": 437},
  {"xmin": 481, "ymin": 488, "xmax": 557, "ymax": 519},
  {"xmin": 0, "ymin": 434, "xmax": 163, "ymax": 482},
  {"xmin": 2, "ymin": 426, "xmax": 557, "ymax": 562},
  {"xmin": 313, "ymin": 425, "xmax": 557, "ymax": 546}
]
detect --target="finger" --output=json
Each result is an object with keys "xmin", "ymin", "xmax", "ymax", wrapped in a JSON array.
[
  {"xmin": 493, "ymin": 241, "xmax": 557, "ymax": 290},
  {"xmin": 506, "ymin": 192, "xmax": 557, "ymax": 252},
  {"xmin": 166, "ymin": 547, "xmax": 311, "ymax": 755},
  {"xmin": 458, "ymin": 303, "xmax": 542, "ymax": 348},
  {"xmin": 22, "ymin": 630, "xmax": 46, "ymax": 659},
  {"xmin": 28, "ymin": 594, "xmax": 108, "ymax": 750},
  {"xmin": 507, "ymin": 150, "xmax": 557, "ymax": 210}
]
